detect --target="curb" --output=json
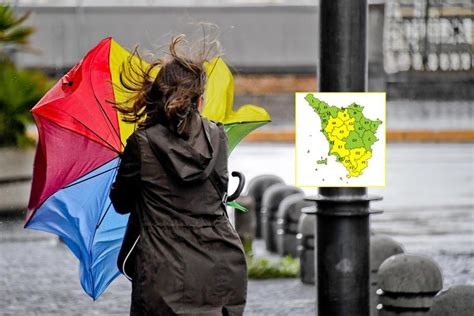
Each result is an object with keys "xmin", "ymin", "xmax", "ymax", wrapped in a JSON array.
[{"xmin": 242, "ymin": 129, "xmax": 474, "ymax": 143}]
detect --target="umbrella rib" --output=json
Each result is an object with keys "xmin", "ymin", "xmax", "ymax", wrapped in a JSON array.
[
  {"xmin": 87, "ymin": 158, "xmax": 119, "ymax": 297},
  {"xmin": 87, "ymin": 197, "xmax": 113, "ymax": 299},
  {"xmin": 95, "ymin": 200, "xmax": 113, "ymax": 229},
  {"xmin": 63, "ymin": 165, "xmax": 119, "ymax": 189},
  {"xmin": 69, "ymin": 116, "xmax": 119, "ymax": 154},
  {"xmin": 40, "ymin": 108, "xmax": 121, "ymax": 154},
  {"xmin": 207, "ymin": 56, "xmax": 221, "ymax": 79},
  {"xmin": 26, "ymin": 156, "xmax": 120, "ymax": 222},
  {"xmin": 91, "ymin": 79, "xmax": 126, "ymax": 150},
  {"xmin": 88, "ymin": 37, "xmax": 124, "ymax": 151},
  {"xmin": 88, "ymin": 42, "xmax": 126, "ymax": 150},
  {"xmin": 94, "ymin": 95, "xmax": 124, "ymax": 150}
]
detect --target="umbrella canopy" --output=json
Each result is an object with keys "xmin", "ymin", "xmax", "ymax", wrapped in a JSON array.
[{"xmin": 25, "ymin": 37, "xmax": 270, "ymax": 299}]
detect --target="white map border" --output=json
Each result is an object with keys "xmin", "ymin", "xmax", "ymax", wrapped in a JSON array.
[{"xmin": 295, "ymin": 92, "xmax": 386, "ymax": 187}]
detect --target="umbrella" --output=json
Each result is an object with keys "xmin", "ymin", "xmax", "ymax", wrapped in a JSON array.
[{"xmin": 25, "ymin": 37, "xmax": 271, "ymax": 299}]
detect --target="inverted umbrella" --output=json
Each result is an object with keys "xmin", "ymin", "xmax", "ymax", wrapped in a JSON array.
[{"xmin": 25, "ymin": 37, "xmax": 271, "ymax": 299}]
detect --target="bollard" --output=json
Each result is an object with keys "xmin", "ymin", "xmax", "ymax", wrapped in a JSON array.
[
  {"xmin": 261, "ymin": 183, "xmax": 302, "ymax": 252},
  {"xmin": 234, "ymin": 195, "xmax": 256, "ymax": 255},
  {"xmin": 246, "ymin": 175, "xmax": 284, "ymax": 239},
  {"xmin": 370, "ymin": 235, "xmax": 405, "ymax": 316},
  {"xmin": 276, "ymin": 193, "xmax": 313, "ymax": 257},
  {"xmin": 378, "ymin": 254, "xmax": 443, "ymax": 315},
  {"xmin": 304, "ymin": 189, "xmax": 382, "ymax": 315},
  {"xmin": 296, "ymin": 207, "xmax": 317, "ymax": 284},
  {"xmin": 427, "ymin": 285, "xmax": 474, "ymax": 316}
]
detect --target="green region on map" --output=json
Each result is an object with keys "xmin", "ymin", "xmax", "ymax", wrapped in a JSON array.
[
  {"xmin": 316, "ymin": 158, "xmax": 328, "ymax": 165},
  {"xmin": 304, "ymin": 93, "xmax": 383, "ymax": 178}
]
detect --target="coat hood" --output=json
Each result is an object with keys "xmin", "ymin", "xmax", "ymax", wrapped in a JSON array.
[{"xmin": 144, "ymin": 113, "xmax": 222, "ymax": 183}]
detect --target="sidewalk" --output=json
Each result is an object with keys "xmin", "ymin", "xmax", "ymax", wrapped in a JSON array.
[
  {"xmin": 0, "ymin": 217, "xmax": 314, "ymax": 315},
  {"xmin": 2, "ymin": 214, "xmax": 472, "ymax": 315}
]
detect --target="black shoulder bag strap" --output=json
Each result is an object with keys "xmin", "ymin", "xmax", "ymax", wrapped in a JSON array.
[
  {"xmin": 117, "ymin": 133, "xmax": 143, "ymax": 281},
  {"xmin": 208, "ymin": 169, "xmax": 229, "ymax": 219}
]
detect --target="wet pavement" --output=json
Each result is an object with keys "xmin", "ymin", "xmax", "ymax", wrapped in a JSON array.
[
  {"xmin": 1, "ymin": 219, "xmax": 315, "ymax": 316},
  {"xmin": 1, "ymin": 142, "xmax": 473, "ymax": 315}
]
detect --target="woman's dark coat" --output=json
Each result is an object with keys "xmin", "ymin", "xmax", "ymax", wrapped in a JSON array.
[{"xmin": 110, "ymin": 113, "xmax": 248, "ymax": 315}]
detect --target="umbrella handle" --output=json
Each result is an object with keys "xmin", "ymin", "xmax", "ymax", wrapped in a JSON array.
[{"xmin": 227, "ymin": 171, "xmax": 245, "ymax": 202}]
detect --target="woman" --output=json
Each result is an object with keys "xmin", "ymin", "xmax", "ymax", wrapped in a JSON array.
[{"xmin": 109, "ymin": 35, "xmax": 248, "ymax": 316}]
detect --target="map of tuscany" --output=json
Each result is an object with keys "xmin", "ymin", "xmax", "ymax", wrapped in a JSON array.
[{"xmin": 304, "ymin": 93, "xmax": 383, "ymax": 178}]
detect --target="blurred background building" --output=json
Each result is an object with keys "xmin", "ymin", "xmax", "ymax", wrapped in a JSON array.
[{"xmin": 6, "ymin": 0, "xmax": 474, "ymax": 131}]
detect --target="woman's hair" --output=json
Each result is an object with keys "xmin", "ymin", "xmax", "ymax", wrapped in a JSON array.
[{"xmin": 114, "ymin": 30, "xmax": 220, "ymax": 138}]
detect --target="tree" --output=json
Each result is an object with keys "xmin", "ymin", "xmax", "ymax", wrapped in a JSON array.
[
  {"xmin": 0, "ymin": 4, "xmax": 34, "ymax": 61},
  {"xmin": 0, "ymin": 4, "xmax": 51, "ymax": 147}
]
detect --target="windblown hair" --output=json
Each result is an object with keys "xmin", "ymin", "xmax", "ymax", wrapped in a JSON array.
[{"xmin": 114, "ymin": 30, "xmax": 220, "ymax": 139}]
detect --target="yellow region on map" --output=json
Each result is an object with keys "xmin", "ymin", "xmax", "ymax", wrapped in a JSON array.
[
  {"xmin": 325, "ymin": 116, "xmax": 344, "ymax": 133},
  {"xmin": 339, "ymin": 147, "xmax": 373, "ymax": 177},
  {"xmin": 329, "ymin": 138, "xmax": 349, "ymax": 157},
  {"xmin": 337, "ymin": 109, "xmax": 351, "ymax": 122}
]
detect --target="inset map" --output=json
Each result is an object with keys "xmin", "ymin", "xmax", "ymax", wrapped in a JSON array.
[{"xmin": 295, "ymin": 92, "xmax": 386, "ymax": 187}]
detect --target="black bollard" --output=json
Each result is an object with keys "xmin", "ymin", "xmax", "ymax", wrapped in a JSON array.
[
  {"xmin": 261, "ymin": 184, "xmax": 302, "ymax": 252},
  {"xmin": 246, "ymin": 175, "xmax": 284, "ymax": 239},
  {"xmin": 297, "ymin": 208, "xmax": 317, "ymax": 285},
  {"xmin": 276, "ymin": 193, "xmax": 313, "ymax": 257},
  {"xmin": 303, "ymin": 1, "xmax": 383, "ymax": 315}
]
